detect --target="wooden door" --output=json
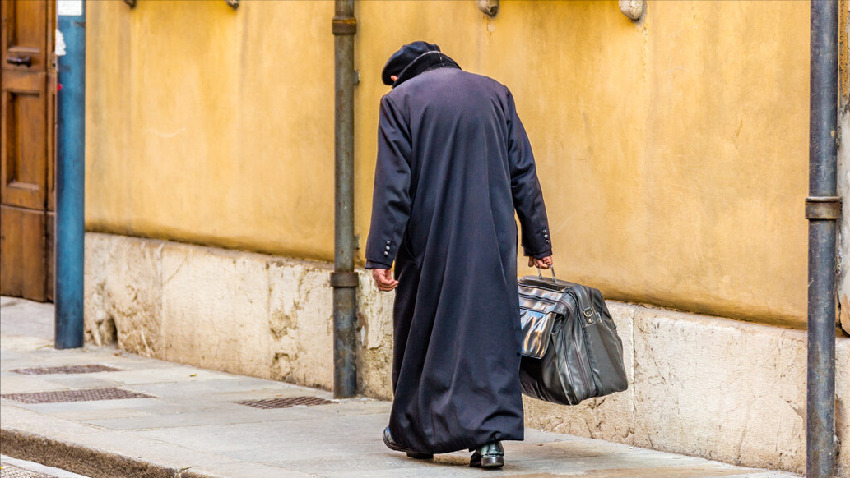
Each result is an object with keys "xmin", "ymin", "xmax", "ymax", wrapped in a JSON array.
[{"xmin": 0, "ymin": 0, "xmax": 55, "ymax": 301}]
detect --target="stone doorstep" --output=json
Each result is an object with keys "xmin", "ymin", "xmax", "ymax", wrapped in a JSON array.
[{"xmin": 0, "ymin": 429, "xmax": 216, "ymax": 478}]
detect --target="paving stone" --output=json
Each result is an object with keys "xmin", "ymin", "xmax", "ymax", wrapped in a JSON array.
[
  {"xmin": 0, "ymin": 377, "xmax": 72, "ymax": 395},
  {"xmin": 93, "ymin": 368, "xmax": 243, "ymax": 385},
  {"xmin": 38, "ymin": 377, "xmax": 124, "ymax": 390},
  {"xmin": 83, "ymin": 406, "xmax": 323, "ymax": 431},
  {"xmin": 190, "ymin": 462, "xmax": 315, "ymax": 478}
]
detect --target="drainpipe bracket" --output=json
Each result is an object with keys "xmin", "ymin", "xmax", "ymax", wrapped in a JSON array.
[
  {"xmin": 619, "ymin": 0, "xmax": 645, "ymax": 21},
  {"xmin": 476, "ymin": 0, "xmax": 499, "ymax": 17},
  {"xmin": 331, "ymin": 271, "xmax": 360, "ymax": 288},
  {"xmin": 806, "ymin": 196, "xmax": 843, "ymax": 220},
  {"xmin": 332, "ymin": 16, "xmax": 357, "ymax": 35}
]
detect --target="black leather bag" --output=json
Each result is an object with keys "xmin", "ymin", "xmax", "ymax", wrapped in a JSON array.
[{"xmin": 518, "ymin": 269, "xmax": 628, "ymax": 405}]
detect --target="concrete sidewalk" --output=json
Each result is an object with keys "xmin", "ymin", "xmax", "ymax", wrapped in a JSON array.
[{"xmin": 0, "ymin": 297, "xmax": 799, "ymax": 478}]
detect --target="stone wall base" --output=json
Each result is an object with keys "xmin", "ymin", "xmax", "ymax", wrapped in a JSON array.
[{"xmin": 85, "ymin": 232, "xmax": 850, "ymax": 476}]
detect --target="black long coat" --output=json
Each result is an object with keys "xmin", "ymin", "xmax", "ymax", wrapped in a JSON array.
[{"xmin": 365, "ymin": 65, "xmax": 551, "ymax": 454}]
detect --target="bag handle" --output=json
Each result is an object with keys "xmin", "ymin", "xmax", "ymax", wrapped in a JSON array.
[
  {"xmin": 534, "ymin": 266, "xmax": 596, "ymax": 325},
  {"xmin": 536, "ymin": 266, "xmax": 557, "ymax": 283}
]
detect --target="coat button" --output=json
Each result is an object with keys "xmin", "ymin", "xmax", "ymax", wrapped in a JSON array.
[
  {"xmin": 383, "ymin": 251, "xmax": 389, "ymax": 256},
  {"xmin": 385, "ymin": 245, "xmax": 390, "ymax": 251},
  {"xmin": 386, "ymin": 240, "xmax": 391, "ymax": 245}
]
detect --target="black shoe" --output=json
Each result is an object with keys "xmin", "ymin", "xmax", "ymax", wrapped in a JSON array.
[
  {"xmin": 383, "ymin": 427, "xmax": 406, "ymax": 452},
  {"xmin": 383, "ymin": 427, "xmax": 434, "ymax": 459},
  {"xmin": 470, "ymin": 441, "xmax": 504, "ymax": 469},
  {"xmin": 406, "ymin": 451, "xmax": 434, "ymax": 459}
]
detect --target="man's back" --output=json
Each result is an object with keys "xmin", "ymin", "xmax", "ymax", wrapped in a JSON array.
[
  {"xmin": 382, "ymin": 68, "xmax": 516, "ymax": 246},
  {"xmin": 387, "ymin": 67, "xmax": 511, "ymax": 172}
]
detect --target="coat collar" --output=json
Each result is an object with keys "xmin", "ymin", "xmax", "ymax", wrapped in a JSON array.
[{"xmin": 393, "ymin": 51, "xmax": 461, "ymax": 89}]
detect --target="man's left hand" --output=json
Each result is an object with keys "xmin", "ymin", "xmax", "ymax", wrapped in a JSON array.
[
  {"xmin": 372, "ymin": 269, "xmax": 398, "ymax": 292},
  {"xmin": 528, "ymin": 255, "xmax": 553, "ymax": 269}
]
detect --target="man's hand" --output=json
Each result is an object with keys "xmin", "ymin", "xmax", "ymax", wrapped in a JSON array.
[
  {"xmin": 372, "ymin": 269, "xmax": 399, "ymax": 292},
  {"xmin": 528, "ymin": 255, "xmax": 553, "ymax": 269}
]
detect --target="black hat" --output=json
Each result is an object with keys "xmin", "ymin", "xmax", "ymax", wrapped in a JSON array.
[{"xmin": 381, "ymin": 41, "xmax": 441, "ymax": 86}]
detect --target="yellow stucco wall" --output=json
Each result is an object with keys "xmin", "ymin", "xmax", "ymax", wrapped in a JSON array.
[
  {"xmin": 86, "ymin": 0, "xmax": 336, "ymax": 259},
  {"xmin": 87, "ymin": 0, "xmax": 810, "ymax": 327}
]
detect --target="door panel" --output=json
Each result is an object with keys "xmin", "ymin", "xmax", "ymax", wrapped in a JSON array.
[
  {"xmin": 0, "ymin": 0, "xmax": 54, "ymax": 302},
  {"xmin": 2, "ymin": 70, "xmax": 48, "ymax": 210},
  {"xmin": 0, "ymin": 205, "xmax": 46, "ymax": 300},
  {"xmin": 3, "ymin": 0, "xmax": 48, "ymax": 71}
]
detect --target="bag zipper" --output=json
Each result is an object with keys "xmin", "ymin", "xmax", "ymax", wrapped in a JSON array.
[
  {"xmin": 571, "ymin": 330, "xmax": 593, "ymax": 399},
  {"xmin": 518, "ymin": 290, "xmax": 574, "ymax": 315},
  {"xmin": 566, "ymin": 289, "xmax": 598, "ymax": 397}
]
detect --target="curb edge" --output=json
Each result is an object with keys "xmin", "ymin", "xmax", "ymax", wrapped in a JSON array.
[{"xmin": 0, "ymin": 428, "xmax": 217, "ymax": 478}]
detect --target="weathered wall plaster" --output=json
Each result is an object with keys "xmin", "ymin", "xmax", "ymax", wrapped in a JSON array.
[
  {"xmin": 839, "ymin": 6, "xmax": 850, "ymax": 333},
  {"xmin": 839, "ymin": 102, "xmax": 850, "ymax": 333}
]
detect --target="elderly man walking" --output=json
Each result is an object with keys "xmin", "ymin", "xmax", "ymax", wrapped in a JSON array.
[{"xmin": 366, "ymin": 41, "xmax": 553, "ymax": 469}]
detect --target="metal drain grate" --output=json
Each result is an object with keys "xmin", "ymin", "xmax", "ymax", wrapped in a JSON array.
[
  {"xmin": 237, "ymin": 396, "xmax": 334, "ymax": 409},
  {"xmin": 0, "ymin": 388, "xmax": 153, "ymax": 404},
  {"xmin": 12, "ymin": 364, "xmax": 120, "ymax": 375}
]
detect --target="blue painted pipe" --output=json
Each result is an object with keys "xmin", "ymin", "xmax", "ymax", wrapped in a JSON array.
[{"xmin": 55, "ymin": 1, "xmax": 86, "ymax": 349}]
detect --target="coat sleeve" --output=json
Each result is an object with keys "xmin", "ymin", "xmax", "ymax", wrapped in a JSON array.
[
  {"xmin": 506, "ymin": 89, "xmax": 552, "ymax": 259},
  {"xmin": 365, "ymin": 96, "xmax": 413, "ymax": 269}
]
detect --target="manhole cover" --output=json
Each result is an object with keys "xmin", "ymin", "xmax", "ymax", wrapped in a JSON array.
[
  {"xmin": 0, "ymin": 388, "xmax": 153, "ymax": 404},
  {"xmin": 237, "ymin": 396, "xmax": 333, "ymax": 409},
  {"xmin": 12, "ymin": 365, "xmax": 120, "ymax": 375}
]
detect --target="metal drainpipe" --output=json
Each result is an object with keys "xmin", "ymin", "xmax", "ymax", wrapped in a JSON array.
[
  {"xmin": 331, "ymin": 0, "xmax": 358, "ymax": 398},
  {"xmin": 806, "ymin": 1, "xmax": 840, "ymax": 476},
  {"xmin": 55, "ymin": 0, "xmax": 86, "ymax": 349}
]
